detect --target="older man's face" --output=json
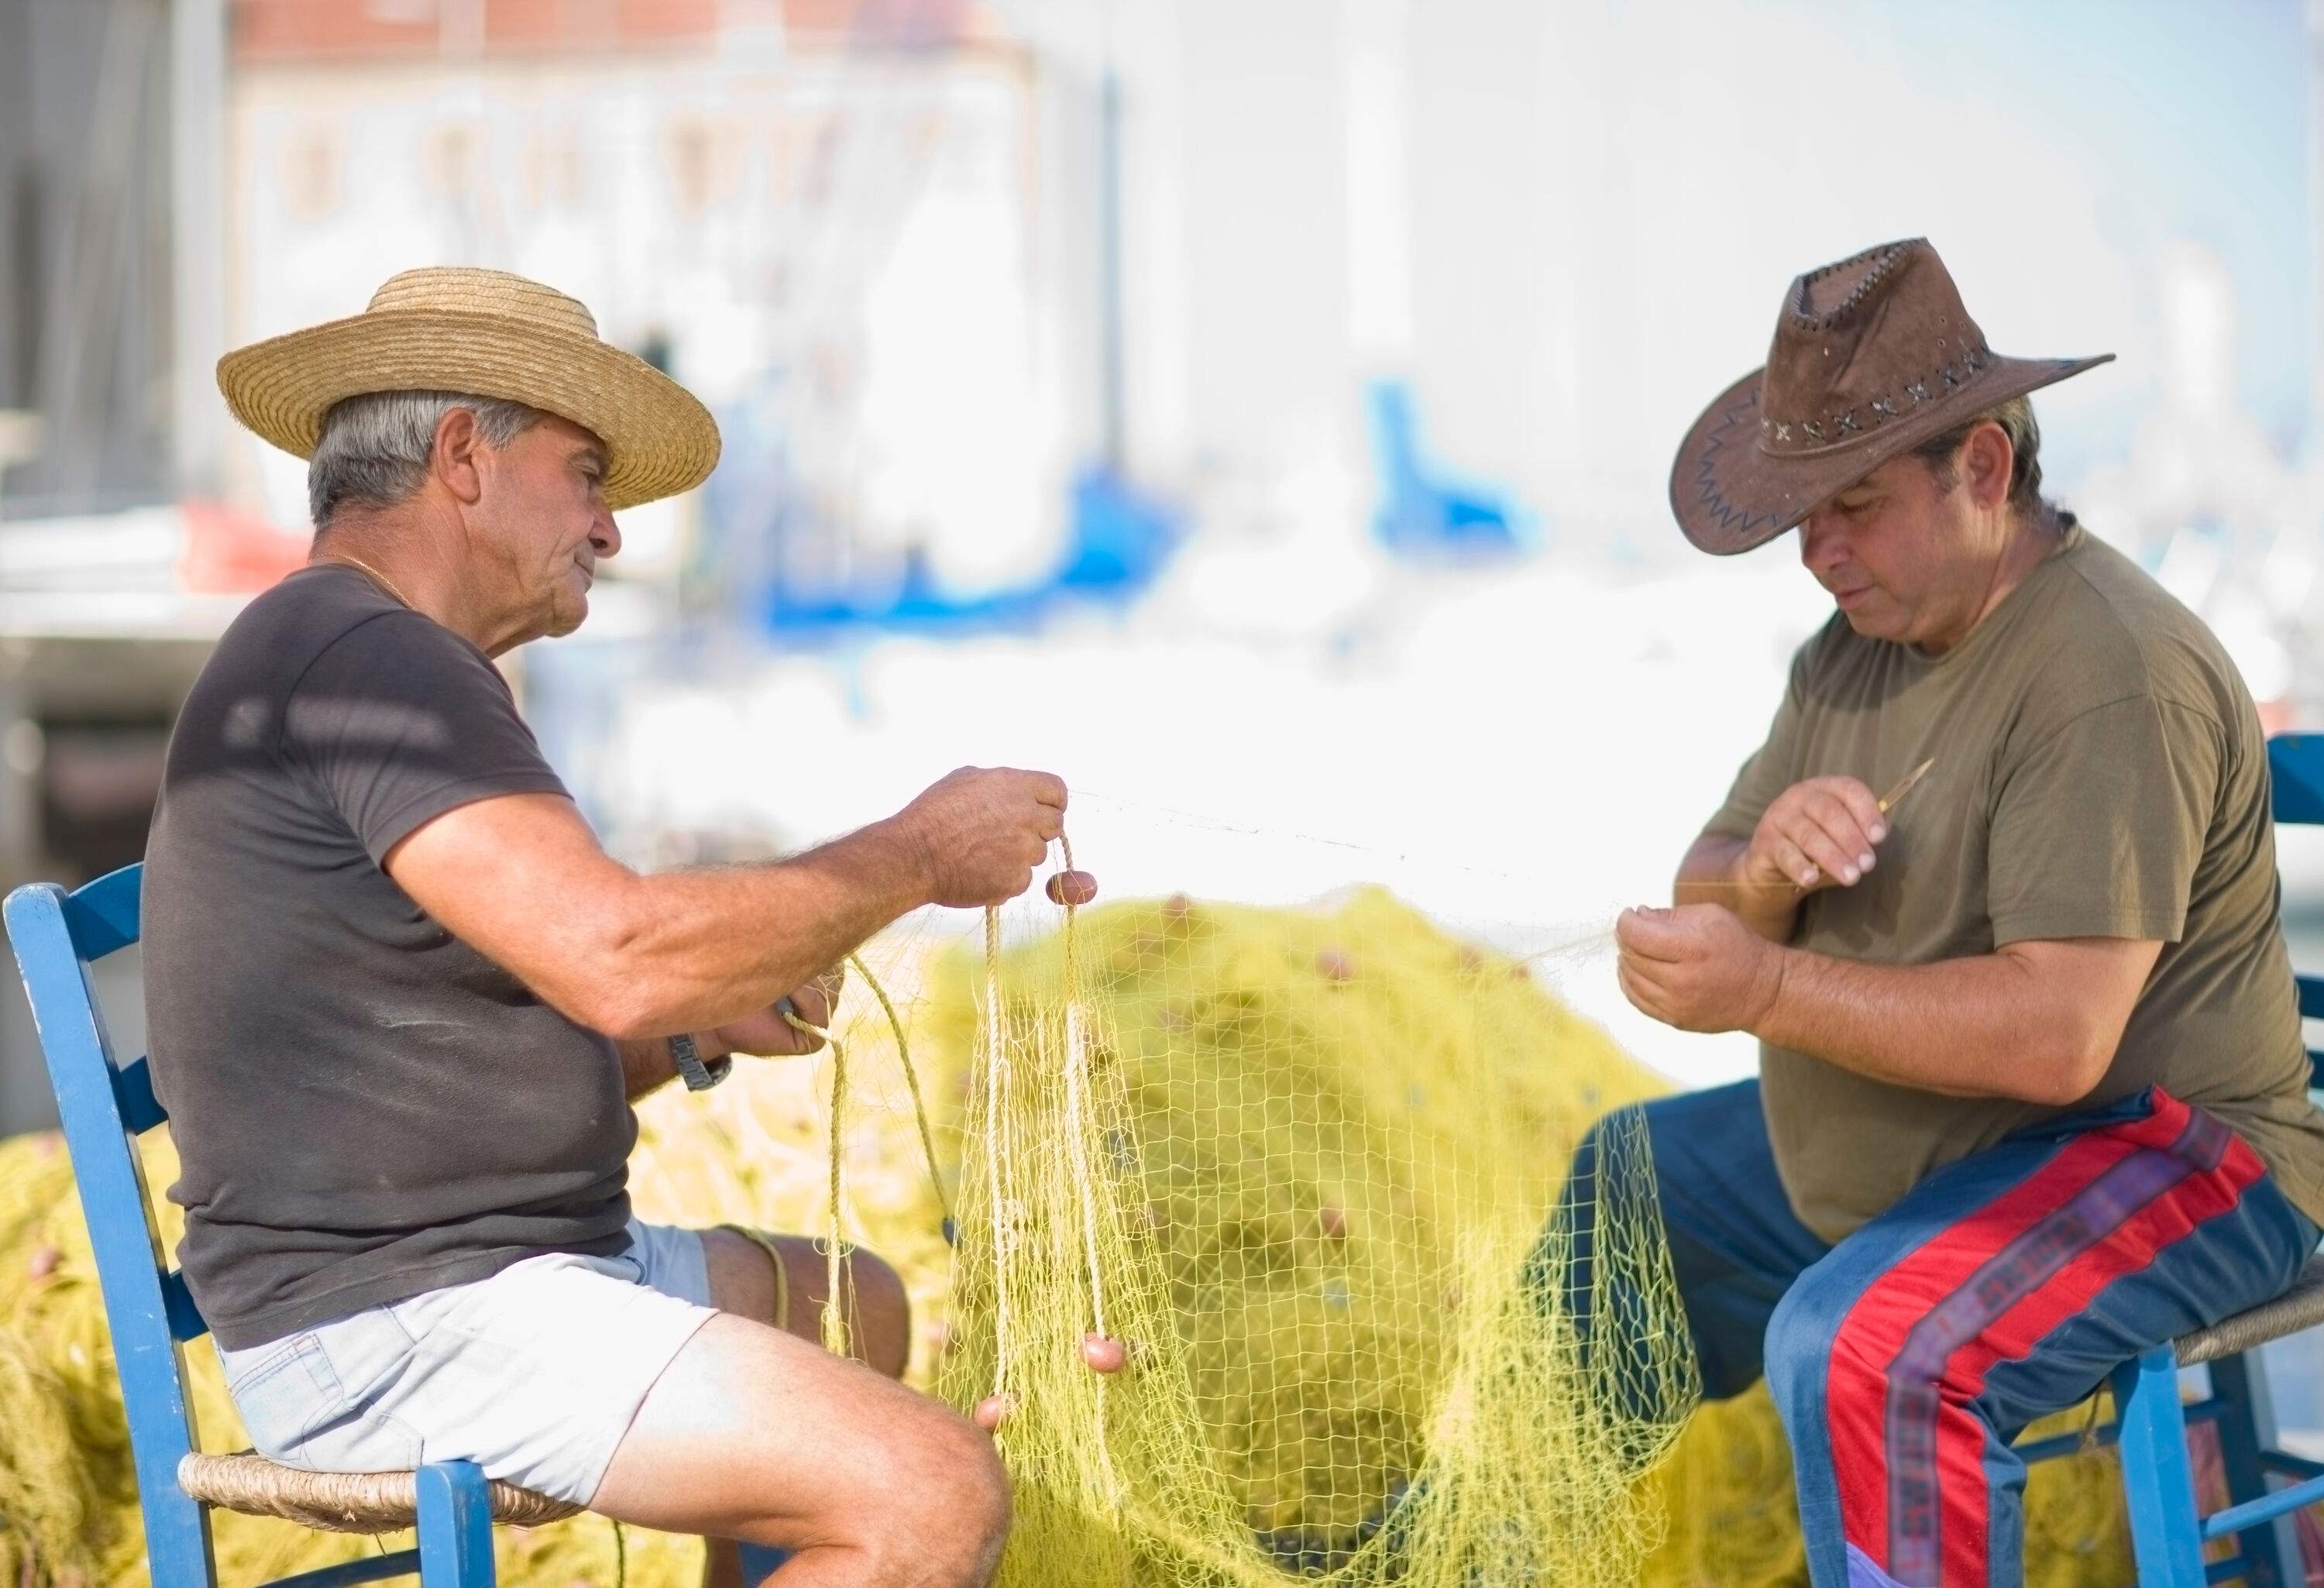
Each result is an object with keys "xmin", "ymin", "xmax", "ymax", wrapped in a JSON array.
[
  {"xmin": 1793, "ymin": 428, "xmax": 2009, "ymax": 656},
  {"xmin": 477, "ymin": 412, "xmax": 619, "ymax": 638}
]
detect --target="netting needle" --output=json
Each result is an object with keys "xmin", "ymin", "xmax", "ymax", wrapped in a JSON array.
[{"xmin": 1877, "ymin": 757, "xmax": 1937, "ymax": 816}]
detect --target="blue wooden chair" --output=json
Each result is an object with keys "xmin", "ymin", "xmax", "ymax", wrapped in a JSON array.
[
  {"xmin": 2011, "ymin": 731, "xmax": 2324, "ymax": 1586},
  {"xmin": 3, "ymin": 864, "xmax": 576, "ymax": 1587}
]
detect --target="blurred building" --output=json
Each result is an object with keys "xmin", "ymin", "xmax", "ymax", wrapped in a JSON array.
[
  {"xmin": 0, "ymin": 0, "xmax": 180, "ymax": 520},
  {"xmin": 0, "ymin": 0, "xmax": 214, "ymax": 1134},
  {"xmin": 220, "ymin": 0, "xmax": 1112, "ymax": 617}
]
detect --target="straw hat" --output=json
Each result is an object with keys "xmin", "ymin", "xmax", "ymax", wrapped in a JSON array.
[
  {"xmin": 1669, "ymin": 239, "xmax": 2112, "ymax": 555},
  {"xmin": 216, "ymin": 267, "xmax": 720, "ymax": 512}
]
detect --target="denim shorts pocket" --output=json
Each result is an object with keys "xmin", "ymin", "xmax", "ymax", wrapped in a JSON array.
[{"xmin": 223, "ymin": 1335, "xmax": 346, "ymax": 1467}]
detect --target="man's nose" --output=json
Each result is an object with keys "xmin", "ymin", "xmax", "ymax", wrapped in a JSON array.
[
  {"xmin": 1798, "ymin": 512, "xmax": 1848, "ymax": 576},
  {"xmin": 593, "ymin": 507, "xmax": 621, "ymax": 561}
]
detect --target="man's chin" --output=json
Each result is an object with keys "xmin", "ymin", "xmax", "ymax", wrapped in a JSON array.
[
  {"xmin": 1835, "ymin": 600, "xmax": 1898, "ymax": 641},
  {"xmin": 545, "ymin": 594, "xmax": 587, "ymax": 638}
]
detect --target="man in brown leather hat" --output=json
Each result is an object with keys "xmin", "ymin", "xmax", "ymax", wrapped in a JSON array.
[{"xmin": 1567, "ymin": 239, "xmax": 2324, "ymax": 1587}]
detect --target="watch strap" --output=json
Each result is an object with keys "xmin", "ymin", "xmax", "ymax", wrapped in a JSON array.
[{"xmin": 669, "ymin": 1031, "xmax": 731, "ymax": 1091}]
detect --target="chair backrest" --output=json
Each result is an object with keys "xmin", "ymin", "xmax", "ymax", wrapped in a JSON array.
[
  {"xmin": 5, "ymin": 863, "xmax": 216, "ymax": 1586},
  {"xmin": 2269, "ymin": 734, "xmax": 2324, "ymax": 1087}
]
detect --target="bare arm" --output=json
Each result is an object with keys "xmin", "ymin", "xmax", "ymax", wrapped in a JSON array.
[
  {"xmin": 381, "ymin": 767, "xmax": 1066, "ymax": 1043},
  {"xmin": 1754, "ymin": 936, "xmax": 2162, "ymax": 1104},
  {"xmin": 617, "ymin": 1034, "xmax": 688, "ymax": 1102},
  {"xmin": 1616, "ymin": 904, "xmax": 2161, "ymax": 1106}
]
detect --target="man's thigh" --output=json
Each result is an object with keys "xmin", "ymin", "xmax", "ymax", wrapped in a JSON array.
[
  {"xmin": 586, "ymin": 1308, "xmax": 1002, "ymax": 1561},
  {"xmin": 1782, "ymin": 1088, "xmax": 2318, "ymax": 1427},
  {"xmin": 1632, "ymin": 1078, "xmax": 1831, "ymax": 1398}
]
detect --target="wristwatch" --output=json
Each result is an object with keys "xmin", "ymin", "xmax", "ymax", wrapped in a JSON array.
[{"xmin": 669, "ymin": 1031, "xmax": 733, "ymax": 1092}]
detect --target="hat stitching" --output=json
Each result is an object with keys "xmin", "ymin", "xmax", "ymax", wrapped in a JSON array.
[
  {"xmin": 1758, "ymin": 342, "xmax": 1991, "ymax": 451},
  {"xmin": 1690, "ymin": 386, "xmax": 1778, "ymax": 538},
  {"xmin": 1786, "ymin": 239, "xmax": 1920, "ymax": 332}
]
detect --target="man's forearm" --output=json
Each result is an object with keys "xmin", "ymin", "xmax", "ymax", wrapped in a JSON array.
[
  {"xmin": 593, "ymin": 820, "xmax": 928, "ymax": 1042},
  {"xmin": 1676, "ymin": 833, "xmax": 1798, "ymax": 941},
  {"xmin": 1753, "ymin": 947, "xmax": 2100, "ymax": 1105}
]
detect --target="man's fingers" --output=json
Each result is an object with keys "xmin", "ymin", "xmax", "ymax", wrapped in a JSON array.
[
  {"xmin": 1805, "ymin": 809, "xmax": 1877, "ymax": 882},
  {"xmin": 1803, "ymin": 785, "xmax": 1885, "ymax": 858},
  {"xmin": 1838, "ymin": 779, "xmax": 1889, "ymax": 840},
  {"xmin": 1762, "ymin": 834, "xmax": 1821, "ymax": 890},
  {"xmin": 1614, "ymin": 907, "xmax": 1686, "ymax": 963},
  {"xmin": 789, "ymin": 984, "xmax": 832, "ymax": 1030},
  {"xmin": 1027, "ymin": 771, "xmax": 1069, "ymax": 810},
  {"xmin": 1790, "ymin": 823, "xmax": 1863, "ymax": 888},
  {"xmin": 1616, "ymin": 957, "xmax": 1667, "ymax": 1022}
]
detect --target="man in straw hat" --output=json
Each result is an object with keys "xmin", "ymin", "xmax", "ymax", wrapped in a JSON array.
[
  {"xmin": 143, "ymin": 266, "xmax": 1070, "ymax": 1584},
  {"xmin": 1565, "ymin": 239, "xmax": 2324, "ymax": 1587}
]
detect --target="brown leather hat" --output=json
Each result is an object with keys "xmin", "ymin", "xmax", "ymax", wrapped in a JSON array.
[{"xmin": 1669, "ymin": 239, "xmax": 2113, "ymax": 555}]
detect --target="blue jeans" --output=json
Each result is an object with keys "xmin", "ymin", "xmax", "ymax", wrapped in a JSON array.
[{"xmin": 1552, "ymin": 1080, "xmax": 2318, "ymax": 1588}]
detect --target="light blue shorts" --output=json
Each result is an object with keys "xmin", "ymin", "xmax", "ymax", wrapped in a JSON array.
[{"xmin": 215, "ymin": 1220, "xmax": 718, "ymax": 1507}]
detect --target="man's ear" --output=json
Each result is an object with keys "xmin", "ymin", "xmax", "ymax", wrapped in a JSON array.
[
  {"xmin": 1960, "ymin": 419, "xmax": 2013, "ymax": 514},
  {"xmin": 431, "ymin": 407, "xmax": 486, "ymax": 506}
]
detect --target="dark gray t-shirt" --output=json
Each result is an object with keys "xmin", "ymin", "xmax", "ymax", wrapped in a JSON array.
[{"xmin": 143, "ymin": 565, "xmax": 633, "ymax": 1350}]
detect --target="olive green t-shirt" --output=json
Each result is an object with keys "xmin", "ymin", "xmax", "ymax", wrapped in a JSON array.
[{"xmin": 1708, "ymin": 521, "xmax": 2324, "ymax": 1243}]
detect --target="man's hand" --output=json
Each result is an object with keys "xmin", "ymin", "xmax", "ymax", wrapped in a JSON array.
[
  {"xmin": 1744, "ymin": 775, "xmax": 1889, "ymax": 893},
  {"xmin": 890, "ymin": 767, "xmax": 1071, "ymax": 909},
  {"xmin": 1615, "ymin": 903, "xmax": 1786, "ymax": 1034},
  {"xmin": 711, "ymin": 964, "xmax": 846, "ymax": 1058}
]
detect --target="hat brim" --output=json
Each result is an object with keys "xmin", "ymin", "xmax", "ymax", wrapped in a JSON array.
[
  {"xmin": 1668, "ymin": 350, "xmax": 2113, "ymax": 555},
  {"xmin": 216, "ymin": 309, "xmax": 720, "ymax": 514}
]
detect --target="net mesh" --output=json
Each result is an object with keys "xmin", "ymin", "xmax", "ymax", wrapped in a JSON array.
[{"xmin": 922, "ymin": 882, "xmax": 1697, "ymax": 1586}]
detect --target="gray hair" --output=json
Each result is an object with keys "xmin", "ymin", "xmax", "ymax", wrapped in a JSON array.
[
  {"xmin": 308, "ymin": 390, "xmax": 546, "ymax": 527},
  {"xmin": 1910, "ymin": 394, "xmax": 2054, "ymax": 523}
]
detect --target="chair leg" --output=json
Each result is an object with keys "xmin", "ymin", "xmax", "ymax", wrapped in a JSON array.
[
  {"xmin": 2113, "ymin": 1349, "xmax": 2210, "ymax": 1588},
  {"xmin": 415, "ymin": 1462, "xmax": 495, "ymax": 1586},
  {"xmin": 2206, "ymin": 1351, "xmax": 2304, "ymax": 1588}
]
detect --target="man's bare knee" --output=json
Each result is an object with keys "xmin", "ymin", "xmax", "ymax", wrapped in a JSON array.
[{"xmin": 868, "ymin": 1422, "xmax": 1010, "ymax": 1587}]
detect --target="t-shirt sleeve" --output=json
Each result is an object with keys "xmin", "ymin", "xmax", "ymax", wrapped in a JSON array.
[
  {"xmin": 1985, "ymin": 694, "xmax": 2217, "ymax": 947},
  {"xmin": 282, "ymin": 612, "xmax": 571, "ymax": 864},
  {"xmin": 1703, "ymin": 647, "xmax": 1810, "ymax": 842}
]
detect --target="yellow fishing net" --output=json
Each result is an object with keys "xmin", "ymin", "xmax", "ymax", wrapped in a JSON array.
[
  {"xmin": 923, "ymin": 885, "xmax": 1693, "ymax": 1586},
  {"xmin": 0, "ymin": 850, "xmax": 2144, "ymax": 1585}
]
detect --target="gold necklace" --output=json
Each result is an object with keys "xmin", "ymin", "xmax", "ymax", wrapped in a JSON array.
[{"xmin": 314, "ymin": 552, "xmax": 418, "ymax": 611}]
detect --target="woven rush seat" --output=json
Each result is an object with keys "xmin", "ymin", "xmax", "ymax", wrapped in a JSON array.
[
  {"xmin": 178, "ymin": 1451, "xmax": 580, "ymax": 1534},
  {"xmin": 2173, "ymin": 1253, "xmax": 2324, "ymax": 1369}
]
